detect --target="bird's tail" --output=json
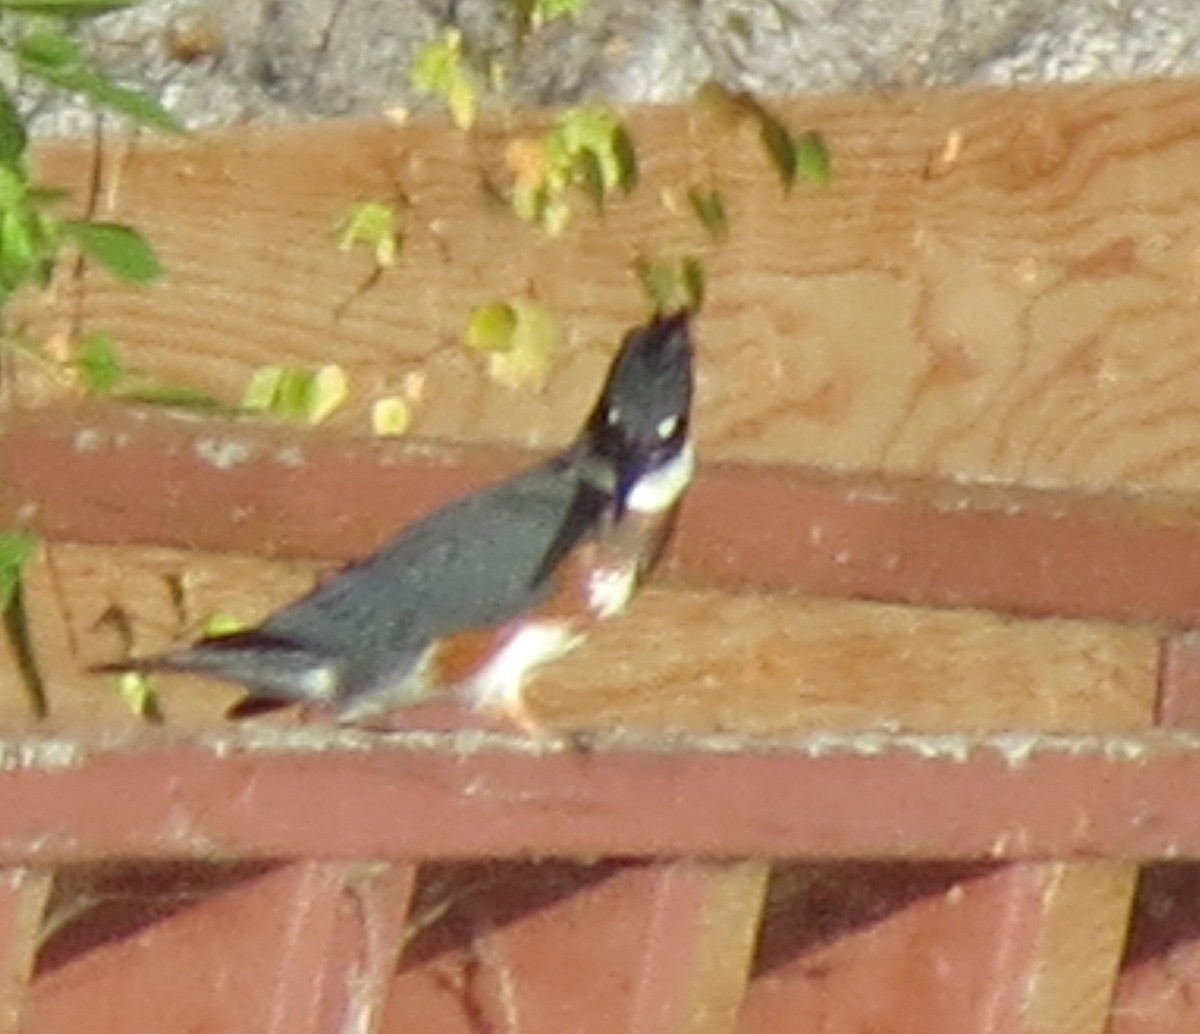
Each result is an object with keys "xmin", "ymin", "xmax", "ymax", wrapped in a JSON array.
[{"xmin": 91, "ymin": 630, "xmax": 339, "ymax": 719}]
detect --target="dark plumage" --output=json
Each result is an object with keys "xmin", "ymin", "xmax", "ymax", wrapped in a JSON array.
[{"xmin": 95, "ymin": 310, "xmax": 695, "ymax": 725}]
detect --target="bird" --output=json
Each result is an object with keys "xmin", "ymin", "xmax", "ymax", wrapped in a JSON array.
[{"xmin": 96, "ymin": 310, "xmax": 696, "ymax": 736}]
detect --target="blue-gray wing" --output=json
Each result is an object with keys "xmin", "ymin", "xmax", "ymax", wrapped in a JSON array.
[{"xmin": 259, "ymin": 455, "xmax": 606, "ymax": 667}]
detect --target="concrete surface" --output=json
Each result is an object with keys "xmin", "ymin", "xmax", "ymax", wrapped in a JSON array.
[{"xmin": 17, "ymin": 0, "xmax": 1200, "ymax": 134}]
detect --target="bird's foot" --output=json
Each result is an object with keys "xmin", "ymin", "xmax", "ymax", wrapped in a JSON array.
[{"xmin": 476, "ymin": 697, "xmax": 558, "ymax": 744}]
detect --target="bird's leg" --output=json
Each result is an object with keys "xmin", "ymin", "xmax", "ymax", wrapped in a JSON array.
[{"xmin": 459, "ymin": 620, "xmax": 583, "ymax": 743}]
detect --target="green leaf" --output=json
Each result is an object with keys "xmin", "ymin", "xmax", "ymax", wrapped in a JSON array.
[
  {"xmin": 15, "ymin": 26, "xmax": 79, "ymax": 68},
  {"xmin": 1, "ymin": 565, "xmax": 46, "ymax": 718},
  {"xmin": 532, "ymin": 0, "xmax": 586, "ymax": 23},
  {"xmin": 757, "ymin": 110, "xmax": 797, "ymax": 192},
  {"xmin": 61, "ymin": 220, "xmax": 163, "ymax": 283},
  {"xmin": 74, "ymin": 331, "xmax": 125, "ymax": 394},
  {"xmin": 0, "ymin": 531, "xmax": 37, "ymax": 612},
  {"xmin": 634, "ymin": 255, "xmax": 706, "ymax": 313},
  {"xmin": 17, "ymin": 29, "xmax": 184, "ymax": 134},
  {"xmin": 0, "ymin": 163, "xmax": 27, "ymax": 208},
  {"xmin": 26, "ymin": 185, "xmax": 70, "ymax": 205},
  {"xmin": 446, "ymin": 75, "xmax": 478, "ymax": 133},
  {"xmin": 0, "ymin": 531, "xmax": 40, "ymax": 714},
  {"xmin": 610, "ymin": 123, "xmax": 638, "ymax": 194},
  {"xmin": 337, "ymin": 201, "xmax": 401, "ymax": 267},
  {"xmin": 121, "ymin": 383, "xmax": 232, "ymax": 413},
  {"xmin": 574, "ymin": 146, "xmax": 607, "ymax": 211},
  {"xmin": 465, "ymin": 302, "xmax": 519, "ymax": 352},
  {"xmin": 370, "ymin": 396, "xmax": 412, "ymax": 437},
  {"xmin": 506, "ymin": 106, "xmax": 635, "ymax": 235},
  {"xmin": 555, "ymin": 106, "xmax": 625, "ymax": 194},
  {"xmin": 306, "ymin": 364, "xmax": 348, "ymax": 425},
  {"xmin": 201, "ymin": 611, "xmax": 246, "ymax": 637},
  {"xmin": 0, "ymin": 209, "xmax": 38, "ymax": 278},
  {"xmin": 465, "ymin": 300, "xmax": 560, "ymax": 391},
  {"xmin": 681, "ymin": 256, "xmax": 706, "ymax": 310},
  {"xmin": 687, "ymin": 186, "xmax": 728, "ymax": 241},
  {"xmin": 74, "ymin": 74, "xmax": 184, "ymax": 133},
  {"xmin": 0, "ymin": 91, "xmax": 26, "ymax": 165},
  {"xmin": 634, "ymin": 257, "xmax": 676, "ymax": 313},
  {"xmin": 114, "ymin": 671, "xmax": 162, "ymax": 723},
  {"xmin": 241, "ymin": 364, "xmax": 348, "ymax": 424},
  {"xmin": 0, "ymin": 0, "xmax": 141, "ymax": 15},
  {"xmin": 796, "ymin": 130, "xmax": 833, "ymax": 186},
  {"xmin": 241, "ymin": 365, "xmax": 283, "ymax": 413},
  {"xmin": 410, "ymin": 30, "xmax": 478, "ymax": 130}
]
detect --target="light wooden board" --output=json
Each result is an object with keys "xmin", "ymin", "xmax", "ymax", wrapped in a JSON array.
[
  {"xmin": 30, "ymin": 542, "xmax": 1159, "ymax": 735},
  {"xmin": 25, "ymin": 78, "xmax": 1200, "ymax": 491},
  {"xmin": 1021, "ymin": 861, "xmax": 1139, "ymax": 1034}
]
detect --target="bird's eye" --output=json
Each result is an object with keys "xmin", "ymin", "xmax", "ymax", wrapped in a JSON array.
[
  {"xmin": 656, "ymin": 416, "xmax": 680, "ymax": 439},
  {"xmin": 606, "ymin": 406, "xmax": 622, "ymax": 425}
]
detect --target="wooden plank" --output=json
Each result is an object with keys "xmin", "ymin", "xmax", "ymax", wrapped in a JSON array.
[
  {"xmin": 12, "ymin": 404, "xmax": 1200, "ymax": 626},
  {"xmin": 26, "ymin": 860, "xmax": 416, "ymax": 1034},
  {"xmin": 741, "ymin": 863, "xmax": 1038, "ymax": 1033},
  {"xmin": 24, "ymin": 79, "xmax": 1200, "ymax": 493},
  {"xmin": 0, "ymin": 729, "xmax": 1193, "ymax": 862},
  {"xmin": 1107, "ymin": 864, "xmax": 1200, "ymax": 1034},
  {"xmin": 1103, "ymin": 637, "xmax": 1200, "ymax": 1032},
  {"xmin": 0, "ymin": 868, "xmax": 49, "ymax": 1034},
  {"xmin": 628, "ymin": 860, "xmax": 769, "ymax": 1034},
  {"xmin": 313, "ymin": 862, "xmax": 418, "ymax": 1034},
  {"xmin": 740, "ymin": 861, "xmax": 1132, "ymax": 1034},
  {"xmin": 1020, "ymin": 861, "xmax": 1137, "ymax": 1034},
  {"xmin": 384, "ymin": 859, "xmax": 765, "ymax": 1034},
  {"xmin": 39, "ymin": 540, "xmax": 1157, "ymax": 735},
  {"xmin": 386, "ymin": 860, "xmax": 657, "ymax": 1033}
]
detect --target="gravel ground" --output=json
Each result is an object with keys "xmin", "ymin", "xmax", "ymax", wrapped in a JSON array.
[{"xmin": 16, "ymin": 0, "xmax": 1200, "ymax": 134}]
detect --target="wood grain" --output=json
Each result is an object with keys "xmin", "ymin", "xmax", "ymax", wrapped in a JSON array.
[
  {"xmin": 631, "ymin": 860, "xmax": 769, "ymax": 1034},
  {"xmin": 26, "ymin": 861, "xmax": 412, "ymax": 1034},
  {"xmin": 34, "ymin": 542, "xmax": 1158, "ymax": 736},
  {"xmin": 0, "ymin": 869, "xmax": 49, "ymax": 1034},
  {"xmin": 25, "ymin": 79, "xmax": 1200, "ymax": 491},
  {"xmin": 1021, "ymin": 862, "xmax": 1138, "ymax": 1034}
]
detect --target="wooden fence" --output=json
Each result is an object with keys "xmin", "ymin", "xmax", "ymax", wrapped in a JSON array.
[{"xmin": 1, "ymin": 76, "xmax": 1200, "ymax": 1030}]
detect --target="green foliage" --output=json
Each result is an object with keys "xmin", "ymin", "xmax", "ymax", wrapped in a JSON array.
[
  {"xmin": 0, "ymin": 1, "xmax": 182, "ymax": 715},
  {"xmin": 507, "ymin": 105, "xmax": 637, "ymax": 236},
  {"xmin": 201, "ymin": 611, "xmax": 246, "ymax": 637},
  {"xmin": 337, "ymin": 200, "xmax": 402, "ymax": 268},
  {"xmin": 634, "ymin": 255, "xmax": 705, "ymax": 314},
  {"xmin": 465, "ymin": 299, "xmax": 561, "ymax": 390},
  {"xmin": 73, "ymin": 330, "xmax": 123, "ymax": 393},
  {"xmin": 795, "ymin": 130, "xmax": 832, "ymax": 187},
  {"xmin": 0, "ymin": 1, "xmax": 142, "ymax": 15},
  {"xmin": 371, "ymin": 396, "xmax": 412, "ymax": 437},
  {"xmin": 509, "ymin": 0, "xmax": 586, "ymax": 34},
  {"xmin": 0, "ymin": 531, "xmax": 43, "ymax": 718},
  {"xmin": 410, "ymin": 29, "xmax": 478, "ymax": 130},
  {"xmin": 694, "ymin": 83, "xmax": 832, "ymax": 195},
  {"xmin": 114, "ymin": 670, "xmax": 162, "ymax": 723},
  {"xmin": 0, "ymin": 530, "xmax": 36, "ymax": 611},
  {"xmin": 0, "ymin": 3, "xmax": 175, "ymax": 317},
  {"xmin": 61, "ymin": 219, "xmax": 164, "ymax": 282},
  {"xmin": 241, "ymin": 364, "xmax": 349, "ymax": 425},
  {"xmin": 70, "ymin": 331, "xmax": 235, "ymax": 408},
  {"xmin": 14, "ymin": 23, "xmax": 182, "ymax": 133},
  {"xmin": 119, "ymin": 382, "xmax": 230, "ymax": 411},
  {"xmin": 687, "ymin": 186, "xmax": 729, "ymax": 242},
  {"xmin": 754, "ymin": 107, "xmax": 832, "ymax": 193}
]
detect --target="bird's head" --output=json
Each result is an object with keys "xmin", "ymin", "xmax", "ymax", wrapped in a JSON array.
[{"xmin": 581, "ymin": 309, "xmax": 695, "ymax": 515}]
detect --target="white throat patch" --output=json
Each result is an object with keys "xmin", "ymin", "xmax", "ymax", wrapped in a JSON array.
[{"xmin": 625, "ymin": 442, "xmax": 695, "ymax": 515}]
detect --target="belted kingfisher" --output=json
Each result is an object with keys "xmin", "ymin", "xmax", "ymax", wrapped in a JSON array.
[{"xmin": 97, "ymin": 311, "xmax": 695, "ymax": 735}]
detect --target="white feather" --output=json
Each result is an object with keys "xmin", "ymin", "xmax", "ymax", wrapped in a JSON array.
[{"xmin": 626, "ymin": 443, "xmax": 695, "ymax": 514}]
